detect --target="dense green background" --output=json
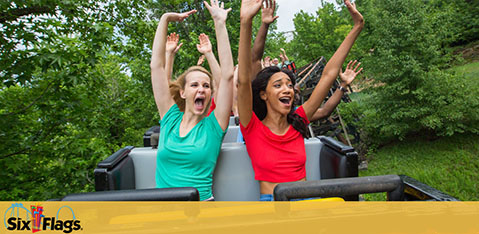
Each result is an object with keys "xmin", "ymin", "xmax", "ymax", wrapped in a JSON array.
[{"xmin": 1, "ymin": 0, "xmax": 478, "ymax": 200}]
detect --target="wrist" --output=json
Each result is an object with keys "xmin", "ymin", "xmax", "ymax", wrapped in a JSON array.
[
  {"xmin": 240, "ymin": 16, "xmax": 254, "ymax": 24},
  {"xmin": 261, "ymin": 21, "xmax": 271, "ymax": 26},
  {"xmin": 338, "ymin": 85, "xmax": 348, "ymax": 93},
  {"xmin": 214, "ymin": 20, "xmax": 226, "ymax": 26},
  {"xmin": 203, "ymin": 51, "xmax": 214, "ymax": 57},
  {"xmin": 161, "ymin": 13, "xmax": 175, "ymax": 22}
]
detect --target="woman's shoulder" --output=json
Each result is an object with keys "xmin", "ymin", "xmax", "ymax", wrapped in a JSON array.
[{"xmin": 161, "ymin": 104, "xmax": 182, "ymax": 124}]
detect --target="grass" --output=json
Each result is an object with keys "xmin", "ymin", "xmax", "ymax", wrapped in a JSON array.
[
  {"xmin": 451, "ymin": 61, "xmax": 479, "ymax": 80},
  {"xmin": 359, "ymin": 133, "xmax": 479, "ymax": 201},
  {"xmin": 354, "ymin": 60, "xmax": 479, "ymax": 201}
]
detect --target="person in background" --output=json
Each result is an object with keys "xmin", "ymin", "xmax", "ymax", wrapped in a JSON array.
[
  {"xmin": 279, "ymin": 48, "xmax": 289, "ymax": 68},
  {"xmin": 310, "ymin": 60, "xmax": 362, "ymax": 122}
]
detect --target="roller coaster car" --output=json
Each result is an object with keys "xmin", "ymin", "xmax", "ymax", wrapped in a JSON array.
[{"xmin": 54, "ymin": 118, "xmax": 458, "ymax": 201}]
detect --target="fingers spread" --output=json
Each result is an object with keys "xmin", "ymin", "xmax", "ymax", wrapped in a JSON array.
[
  {"xmin": 356, "ymin": 67, "xmax": 363, "ymax": 75},
  {"xmin": 354, "ymin": 61, "xmax": 361, "ymax": 71},
  {"xmin": 346, "ymin": 60, "xmax": 353, "ymax": 69},
  {"xmin": 204, "ymin": 1, "xmax": 211, "ymax": 9}
]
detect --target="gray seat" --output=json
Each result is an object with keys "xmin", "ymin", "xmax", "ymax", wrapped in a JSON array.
[
  {"xmin": 94, "ymin": 137, "xmax": 359, "ymax": 201},
  {"xmin": 223, "ymin": 126, "xmax": 240, "ymax": 143},
  {"xmin": 212, "ymin": 138, "xmax": 323, "ymax": 201},
  {"xmin": 124, "ymin": 138, "xmax": 323, "ymax": 201},
  {"xmin": 229, "ymin": 116, "xmax": 237, "ymax": 126}
]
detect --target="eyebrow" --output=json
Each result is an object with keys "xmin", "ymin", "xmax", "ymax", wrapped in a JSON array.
[{"xmin": 273, "ymin": 77, "xmax": 292, "ymax": 83}]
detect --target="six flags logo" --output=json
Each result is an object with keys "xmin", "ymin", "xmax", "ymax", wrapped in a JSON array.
[{"xmin": 4, "ymin": 203, "xmax": 82, "ymax": 233}]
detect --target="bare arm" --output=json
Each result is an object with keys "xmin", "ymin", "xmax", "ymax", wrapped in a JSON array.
[
  {"xmin": 204, "ymin": 0, "xmax": 234, "ymax": 131},
  {"xmin": 196, "ymin": 33, "xmax": 222, "ymax": 100},
  {"xmin": 150, "ymin": 10, "xmax": 196, "ymax": 118},
  {"xmin": 310, "ymin": 60, "xmax": 362, "ymax": 122},
  {"xmin": 165, "ymin": 32, "xmax": 183, "ymax": 81},
  {"xmin": 232, "ymin": 65, "xmax": 239, "ymax": 117},
  {"xmin": 280, "ymin": 48, "xmax": 289, "ymax": 64},
  {"xmin": 197, "ymin": 55, "xmax": 205, "ymax": 66},
  {"xmin": 302, "ymin": 0, "xmax": 364, "ymax": 120},
  {"xmin": 238, "ymin": 0, "xmax": 264, "ymax": 127},
  {"xmin": 251, "ymin": 0, "xmax": 278, "ymax": 77}
]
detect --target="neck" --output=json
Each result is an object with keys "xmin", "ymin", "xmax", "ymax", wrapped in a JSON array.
[
  {"xmin": 262, "ymin": 109, "xmax": 290, "ymax": 136},
  {"xmin": 179, "ymin": 109, "xmax": 203, "ymax": 137},
  {"xmin": 182, "ymin": 110, "xmax": 203, "ymax": 125}
]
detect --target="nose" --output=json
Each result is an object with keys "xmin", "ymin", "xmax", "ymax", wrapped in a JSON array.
[{"xmin": 281, "ymin": 85, "xmax": 292, "ymax": 93}]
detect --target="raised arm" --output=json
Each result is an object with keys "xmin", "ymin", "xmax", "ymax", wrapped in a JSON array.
[
  {"xmin": 264, "ymin": 56, "xmax": 271, "ymax": 67},
  {"xmin": 238, "ymin": 0, "xmax": 264, "ymax": 127},
  {"xmin": 196, "ymin": 33, "xmax": 222, "ymax": 100},
  {"xmin": 251, "ymin": 0, "xmax": 278, "ymax": 77},
  {"xmin": 310, "ymin": 60, "xmax": 362, "ymax": 122},
  {"xmin": 165, "ymin": 32, "xmax": 183, "ymax": 81},
  {"xmin": 280, "ymin": 48, "xmax": 289, "ymax": 66},
  {"xmin": 204, "ymin": 0, "xmax": 234, "ymax": 130},
  {"xmin": 197, "ymin": 54, "xmax": 205, "ymax": 66},
  {"xmin": 302, "ymin": 0, "xmax": 364, "ymax": 120},
  {"xmin": 150, "ymin": 10, "xmax": 196, "ymax": 118}
]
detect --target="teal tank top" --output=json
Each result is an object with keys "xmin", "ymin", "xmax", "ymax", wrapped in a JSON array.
[{"xmin": 155, "ymin": 104, "xmax": 226, "ymax": 200}]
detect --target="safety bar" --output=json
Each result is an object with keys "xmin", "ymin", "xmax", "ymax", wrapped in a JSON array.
[
  {"xmin": 274, "ymin": 175, "xmax": 404, "ymax": 201},
  {"xmin": 60, "ymin": 188, "xmax": 199, "ymax": 201}
]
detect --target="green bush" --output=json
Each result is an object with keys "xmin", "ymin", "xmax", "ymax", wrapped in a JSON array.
[{"xmin": 344, "ymin": 0, "xmax": 479, "ymax": 145}]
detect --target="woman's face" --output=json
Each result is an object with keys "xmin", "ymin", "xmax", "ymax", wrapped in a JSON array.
[
  {"xmin": 272, "ymin": 58, "xmax": 279, "ymax": 65},
  {"xmin": 180, "ymin": 71, "xmax": 212, "ymax": 116},
  {"xmin": 261, "ymin": 72, "xmax": 294, "ymax": 116}
]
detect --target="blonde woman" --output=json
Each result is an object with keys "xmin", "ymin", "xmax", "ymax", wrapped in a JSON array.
[{"xmin": 150, "ymin": 0, "xmax": 234, "ymax": 201}]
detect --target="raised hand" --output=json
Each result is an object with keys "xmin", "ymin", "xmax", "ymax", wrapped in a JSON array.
[
  {"xmin": 168, "ymin": 9, "xmax": 197, "ymax": 22},
  {"xmin": 339, "ymin": 60, "xmax": 363, "ymax": 85},
  {"xmin": 241, "ymin": 0, "xmax": 263, "ymax": 21},
  {"xmin": 196, "ymin": 33, "xmax": 213, "ymax": 54},
  {"xmin": 204, "ymin": 0, "xmax": 231, "ymax": 23},
  {"xmin": 264, "ymin": 56, "xmax": 271, "ymax": 67},
  {"xmin": 197, "ymin": 55, "xmax": 205, "ymax": 66},
  {"xmin": 262, "ymin": 0, "xmax": 278, "ymax": 24},
  {"xmin": 344, "ymin": 0, "xmax": 364, "ymax": 27},
  {"xmin": 165, "ymin": 33, "xmax": 182, "ymax": 54}
]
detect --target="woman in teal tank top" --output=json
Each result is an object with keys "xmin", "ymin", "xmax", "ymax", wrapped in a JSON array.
[{"xmin": 150, "ymin": 1, "xmax": 234, "ymax": 201}]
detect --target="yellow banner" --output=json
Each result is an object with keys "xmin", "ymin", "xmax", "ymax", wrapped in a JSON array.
[{"xmin": 1, "ymin": 201, "xmax": 479, "ymax": 233}]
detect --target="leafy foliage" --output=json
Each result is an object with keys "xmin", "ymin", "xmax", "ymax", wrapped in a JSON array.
[
  {"xmin": 0, "ymin": 0, "xmax": 155, "ymax": 200},
  {"xmin": 1, "ymin": 0, "xmax": 478, "ymax": 200},
  {"xmin": 353, "ymin": 0, "xmax": 479, "ymax": 143}
]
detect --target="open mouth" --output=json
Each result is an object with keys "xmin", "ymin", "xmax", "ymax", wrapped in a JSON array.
[
  {"xmin": 194, "ymin": 97, "xmax": 205, "ymax": 110},
  {"xmin": 279, "ymin": 97, "xmax": 292, "ymax": 106}
]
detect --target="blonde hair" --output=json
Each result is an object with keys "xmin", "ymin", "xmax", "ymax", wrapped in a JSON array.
[{"xmin": 169, "ymin": 66, "xmax": 214, "ymax": 112}]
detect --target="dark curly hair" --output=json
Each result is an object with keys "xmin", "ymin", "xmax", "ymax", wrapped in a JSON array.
[{"xmin": 252, "ymin": 66, "xmax": 310, "ymax": 138}]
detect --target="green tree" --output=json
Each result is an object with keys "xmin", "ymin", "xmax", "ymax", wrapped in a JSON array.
[
  {"xmin": 0, "ymin": 0, "xmax": 156, "ymax": 200},
  {"xmin": 288, "ymin": 1, "xmax": 364, "ymax": 67},
  {"xmin": 353, "ymin": 0, "xmax": 479, "ymax": 143}
]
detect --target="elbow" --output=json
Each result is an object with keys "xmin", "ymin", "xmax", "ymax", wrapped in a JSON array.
[
  {"xmin": 322, "ymin": 70, "xmax": 340, "ymax": 82},
  {"xmin": 149, "ymin": 62, "xmax": 156, "ymax": 70},
  {"xmin": 223, "ymin": 71, "xmax": 234, "ymax": 81},
  {"xmin": 150, "ymin": 59, "xmax": 163, "ymax": 70}
]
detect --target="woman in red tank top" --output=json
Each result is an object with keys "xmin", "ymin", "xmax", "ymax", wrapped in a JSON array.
[{"xmin": 237, "ymin": 0, "xmax": 364, "ymax": 200}]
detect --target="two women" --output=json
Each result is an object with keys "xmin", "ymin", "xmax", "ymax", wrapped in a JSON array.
[{"xmin": 151, "ymin": 0, "xmax": 364, "ymax": 201}]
